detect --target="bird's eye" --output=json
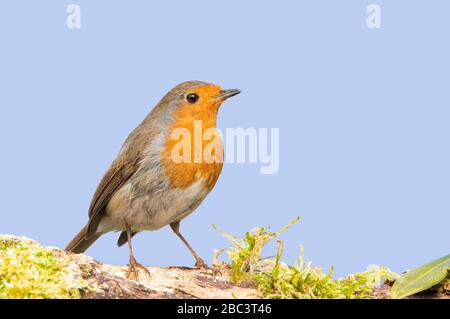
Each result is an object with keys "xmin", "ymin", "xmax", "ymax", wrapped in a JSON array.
[{"xmin": 186, "ymin": 93, "xmax": 199, "ymax": 104}]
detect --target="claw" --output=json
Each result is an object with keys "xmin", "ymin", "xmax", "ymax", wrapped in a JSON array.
[
  {"xmin": 126, "ymin": 255, "xmax": 151, "ymax": 281},
  {"xmin": 212, "ymin": 264, "xmax": 222, "ymax": 277},
  {"xmin": 194, "ymin": 258, "xmax": 210, "ymax": 270}
]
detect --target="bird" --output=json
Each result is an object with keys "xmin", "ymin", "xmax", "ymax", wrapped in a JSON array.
[{"xmin": 65, "ymin": 81, "xmax": 240, "ymax": 280}]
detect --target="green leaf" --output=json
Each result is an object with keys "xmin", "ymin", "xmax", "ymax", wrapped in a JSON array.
[
  {"xmin": 391, "ymin": 254, "xmax": 450, "ymax": 299},
  {"xmin": 212, "ymin": 224, "xmax": 246, "ymax": 248},
  {"xmin": 275, "ymin": 216, "xmax": 300, "ymax": 236}
]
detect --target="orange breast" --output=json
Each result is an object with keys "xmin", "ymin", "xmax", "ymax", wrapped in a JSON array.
[{"xmin": 161, "ymin": 104, "xmax": 224, "ymax": 191}]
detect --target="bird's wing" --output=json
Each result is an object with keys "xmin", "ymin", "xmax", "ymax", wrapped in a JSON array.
[{"xmin": 86, "ymin": 155, "xmax": 141, "ymax": 238}]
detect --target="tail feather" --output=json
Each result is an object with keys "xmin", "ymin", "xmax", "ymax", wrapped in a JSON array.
[
  {"xmin": 65, "ymin": 224, "xmax": 100, "ymax": 253},
  {"xmin": 117, "ymin": 230, "xmax": 138, "ymax": 247}
]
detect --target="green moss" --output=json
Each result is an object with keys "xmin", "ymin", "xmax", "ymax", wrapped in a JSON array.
[
  {"xmin": 213, "ymin": 216, "xmax": 300, "ymax": 283},
  {"xmin": 214, "ymin": 218, "xmax": 398, "ymax": 299},
  {"xmin": 0, "ymin": 236, "xmax": 85, "ymax": 299}
]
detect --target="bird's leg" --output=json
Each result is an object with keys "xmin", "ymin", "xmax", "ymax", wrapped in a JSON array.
[
  {"xmin": 170, "ymin": 221, "xmax": 209, "ymax": 269},
  {"xmin": 125, "ymin": 222, "xmax": 151, "ymax": 281}
]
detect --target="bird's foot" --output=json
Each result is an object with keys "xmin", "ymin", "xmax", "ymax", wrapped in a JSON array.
[
  {"xmin": 212, "ymin": 264, "xmax": 223, "ymax": 277},
  {"xmin": 126, "ymin": 255, "xmax": 151, "ymax": 281},
  {"xmin": 194, "ymin": 257, "xmax": 210, "ymax": 270}
]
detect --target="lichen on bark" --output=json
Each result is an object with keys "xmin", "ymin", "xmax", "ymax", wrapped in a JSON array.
[{"xmin": 0, "ymin": 235, "xmax": 86, "ymax": 299}]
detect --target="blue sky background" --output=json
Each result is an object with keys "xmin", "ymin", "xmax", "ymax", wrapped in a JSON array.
[{"xmin": 0, "ymin": 1, "xmax": 448, "ymax": 278}]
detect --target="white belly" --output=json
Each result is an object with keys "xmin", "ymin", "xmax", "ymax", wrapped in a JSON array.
[{"xmin": 96, "ymin": 178, "xmax": 209, "ymax": 234}]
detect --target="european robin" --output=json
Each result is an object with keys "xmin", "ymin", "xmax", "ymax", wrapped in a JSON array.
[{"xmin": 65, "ymin": 81, "xmax": 240, "ymax": 279}]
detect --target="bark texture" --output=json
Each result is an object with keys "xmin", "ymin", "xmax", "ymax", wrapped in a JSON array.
[{"xmin": 0, "ymin": 235, "xmax": 447, "ymax": 299}]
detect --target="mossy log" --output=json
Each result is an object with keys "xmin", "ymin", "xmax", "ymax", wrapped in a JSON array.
[{"xmin": 0, "ymin": 235, "xmax": 447, "ymax": 299}]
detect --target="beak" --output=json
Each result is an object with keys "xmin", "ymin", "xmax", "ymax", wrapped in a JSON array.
[{"xmin": 214, "ymin": 89, "xmax": 241, "ymax": 101}]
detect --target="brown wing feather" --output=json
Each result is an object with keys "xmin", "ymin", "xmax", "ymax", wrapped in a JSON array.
[
  {"xmin": 85, "ymin": 157, "xmax": 140, "ymax": 238},
  {"xmin": 84, "ymin": 117, "xmax": 157, "ymax": 239}
]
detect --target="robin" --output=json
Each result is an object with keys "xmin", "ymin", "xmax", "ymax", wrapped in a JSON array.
[{"xmin": 65, "ymin": 81, "xmax": 240, "ymax": 279}]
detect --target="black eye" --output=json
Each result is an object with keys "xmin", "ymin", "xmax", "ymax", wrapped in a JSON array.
[{"xmin": 186, "ymin": 93, "xmax": 199, "ymax": 104}]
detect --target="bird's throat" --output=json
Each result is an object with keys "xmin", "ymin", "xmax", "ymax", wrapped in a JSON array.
[{"xmin": 160, "ymin": 107, "xmax": 224, "ymax": 190}]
